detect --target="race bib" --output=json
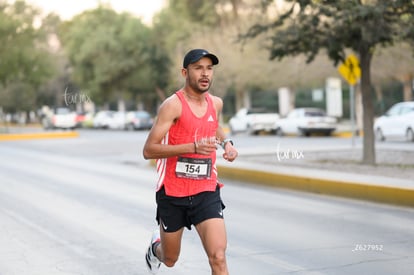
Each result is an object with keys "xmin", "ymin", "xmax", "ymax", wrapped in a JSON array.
[{"xmin": 175, "ymin": 157, "xmax": 212, "ymax": 179}]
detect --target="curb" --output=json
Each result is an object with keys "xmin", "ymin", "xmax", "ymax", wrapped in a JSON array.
[
  {"xmin": 217, "ymin": 164, "xmax": 414, "ymax": 208},
  {"xmin": 333, "ymin": 131, "xmax": 354, "ymax": 138},
  {"xmin": 222, "ymin": 126, "xmax": 354, "ymax": 138},
  {"xmin": 0, "ymin": 131, "xmax": 79, "ymax": 141}
]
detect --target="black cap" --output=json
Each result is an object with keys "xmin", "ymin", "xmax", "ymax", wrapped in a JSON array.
[{"xmin": 183, "ymin": 49, "xmax": 219, "ymax": 68}]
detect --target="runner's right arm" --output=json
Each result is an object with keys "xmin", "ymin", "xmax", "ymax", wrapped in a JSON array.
[{"xmin": 143, "ymin": 96, "xmax": 196, "ymax": 159}]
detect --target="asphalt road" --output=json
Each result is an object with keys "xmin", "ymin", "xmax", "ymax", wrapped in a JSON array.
[{"xmin": 0, "ymin": 130, "xmax": 413, "ymax": 274}]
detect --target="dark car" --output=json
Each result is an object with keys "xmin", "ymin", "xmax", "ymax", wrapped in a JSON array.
[{"xmin": 125, "ymin": 111, "xmax": 153, "ymax": 130}]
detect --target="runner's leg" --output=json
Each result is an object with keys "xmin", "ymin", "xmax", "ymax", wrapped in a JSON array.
[
  {"xmin": 156, "ymin": 225, "xmax": 185, "ymax": 267},
  {"xmin": 195, "ymin": 218, "xmax": 229, "ymax": 275}
]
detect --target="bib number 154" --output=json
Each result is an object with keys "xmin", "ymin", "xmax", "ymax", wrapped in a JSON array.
[
  {"xmin": 176, "ymin": 157, "xmax": 211, "ymax": 179},
  {"xmin": 184, "ymin": 164, "xmax": 201, "ymax": 174}
]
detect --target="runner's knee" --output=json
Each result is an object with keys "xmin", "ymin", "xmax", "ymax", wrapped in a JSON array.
[
  {"xmin": 163, "ymin": 255, "xmax": 179, "ymax": 267},
  {"xmin": 208, "ymin": 249, "xmax": 226, "ymax": 267}
]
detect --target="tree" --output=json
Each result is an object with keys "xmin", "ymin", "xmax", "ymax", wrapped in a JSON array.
[
  {"xmin": 240, "ymin": 0, "xmax": 414, "ymax": 165},
  {"xmin": 59, "ymin": 6, "xmax": 153, "ymax": 108},
  {"xmin": 151, "ymin": 0, "xmax": 279, "ymax": 102},
  {"xmin": 149, "ymin": 0, "xmax": 222, "ymax": 101},
  {"xmin": 0, "ymin": 0, "xmax": 55, "ymax": 112},
  {"xmin": 372, "ymin": 42, "xmax": 414, "ymax": 103}
]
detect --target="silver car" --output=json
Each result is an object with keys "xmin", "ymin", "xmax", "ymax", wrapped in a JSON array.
[
  {"xmin": 125, "ymin": 111, "xmax": 153, "ymax": 130},
  {"xmin": 374, "ymin": 101, "xmax": 414, "ymax": 142},
  {"xmin": 275, "ymin": 108, "xmax": 337, "ymax": 137}
]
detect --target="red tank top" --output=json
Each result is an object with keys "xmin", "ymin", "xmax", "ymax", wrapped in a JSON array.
[{"xmin": 156, "ymin": 90, "xmax": 218, "ymax": 197}]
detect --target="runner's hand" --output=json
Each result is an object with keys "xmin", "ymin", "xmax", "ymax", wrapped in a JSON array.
[{"xmin": 223, "ymin": 144, "xmax": 237, "ymax": 162}]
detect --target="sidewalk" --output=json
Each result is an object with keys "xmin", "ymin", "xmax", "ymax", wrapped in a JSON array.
[{"xmin": 216, "ymin": 146, "xmax": 414, "ymax": 208}]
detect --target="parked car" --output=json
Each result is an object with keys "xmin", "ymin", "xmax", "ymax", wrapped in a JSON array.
[
  {"xmin": 125, "ymin": 111, "xmax": 153, "ymax": 130},
  {"xmin": 228, "ymin": 108, "xmax": 279, "ymax": 135},
  {"xmin": 374, "ymin": 101, "xmax": 414, "ymax": 142},
  {"xmin": 108, "ymin": 111, "xmax": 127, "ymax": 130},
  {"xmin": 93, "ymin": 111, "xmax": 115, "ymax": 129},
  {"xmin": 275, "ymin": 108, "xmax": 337, "ymax": 137},
  {"xmin": 39, "ymin": 106, "xmax": 77, "ymax": 130},
  {"xmin": 50, "ymin": 107, "xmax": 77, "ymax": 130}
]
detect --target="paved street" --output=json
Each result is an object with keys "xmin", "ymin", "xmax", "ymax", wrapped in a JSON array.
[{"xmin": 0, "ymin": 130, "xmax": 414, "ymax": 274}]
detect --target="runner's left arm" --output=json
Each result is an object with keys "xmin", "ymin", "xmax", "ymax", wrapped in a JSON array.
[{"xmin": 213, "ymin": 96, "xmax": 238, "ymax": 162}]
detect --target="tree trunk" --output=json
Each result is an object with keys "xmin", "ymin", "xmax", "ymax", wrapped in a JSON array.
[
  {"xmin": 235, "ymin": 89, "xmax": 244, "ymax": 111},
  {"xmin": 155, "ymin": 86, "xmax": 166, "ymax": 101},
  {"xmin": 403, "ymin": 73, "xmax": 413, "ymax": 101},
  {"xmin": 359, "ymin": 47, "xmax": 376, "ymax": 165}
]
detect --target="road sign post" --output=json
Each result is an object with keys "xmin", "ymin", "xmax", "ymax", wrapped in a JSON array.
[
  {"xmin": 338, "ymin": 54, "xmax": 361, "ymax": 147},
  {"xmin": 349, "ymin": 85, "xmax": 355, "ymax": 146}
]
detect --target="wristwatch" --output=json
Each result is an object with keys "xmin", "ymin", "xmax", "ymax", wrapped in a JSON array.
[{"xmin": 221, "ymin": 138, "xmax": 234, "ymax": 149}]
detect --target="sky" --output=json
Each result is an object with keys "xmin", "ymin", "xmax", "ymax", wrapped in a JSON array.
[{"xmin": 25, "ymin": 0, "xmax": 166, "ymax": 25}]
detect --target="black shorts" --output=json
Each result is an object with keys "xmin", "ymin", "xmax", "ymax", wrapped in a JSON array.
[{"xmin": 156, "ymin": 185, "xmax": 226, "ymax": 232}]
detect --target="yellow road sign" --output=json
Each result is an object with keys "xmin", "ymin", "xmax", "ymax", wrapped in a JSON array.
[{"xmin": 338, "ymin": 54, "xmax": 361, "ymax": 85}]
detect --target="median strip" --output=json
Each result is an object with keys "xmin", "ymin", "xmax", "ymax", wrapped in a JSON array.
[{"xmin": 0, "ymin": 131, "xmax": 79, "ymax": 141}]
